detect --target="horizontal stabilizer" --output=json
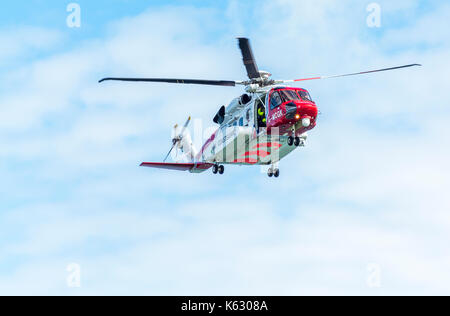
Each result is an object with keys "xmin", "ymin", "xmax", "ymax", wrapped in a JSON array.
[{"xmin": 140, "ymin": 162, "xmax": 213, "ymax": 172}]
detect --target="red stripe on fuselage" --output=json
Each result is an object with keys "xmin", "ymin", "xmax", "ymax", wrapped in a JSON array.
[
  {"xmin": 197, "ymin": 132, "xmax": 282, "ymax": 162},
  {"xmin": 233, "ymin": 158, "xmax": 258, "ymax": 164},
  {"xmin": 242, "ymin": 150, "xmax": 270, "ymax": 158},
  {"xmin": 253, "ymin": 142, "xmax": 282, "ymax": 149}
]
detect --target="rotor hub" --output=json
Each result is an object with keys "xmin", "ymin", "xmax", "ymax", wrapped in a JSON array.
[{"xmin": 258, "ymin": 71, "xmax": 272, "ymax": 79}]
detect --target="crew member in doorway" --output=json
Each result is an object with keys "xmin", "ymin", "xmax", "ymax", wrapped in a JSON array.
[{"xmin": 257, "ymin": 105, "xmax": 267, "ymax": 128}]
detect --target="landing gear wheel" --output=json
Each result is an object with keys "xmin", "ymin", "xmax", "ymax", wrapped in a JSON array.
[
  {"xmin": 218, "ymin": 165, "xmax": 225, "ymax": 175},
  {"xmin": 294, "ymin": 137, "xmax": 301, "ymax": 147},
  {"xmin": 274, "ymin": 169, "xmax": 280, "ymax": 178},
  {"xmin": 212, "ymin": 165, "xmax": 218, "ymax": 174},
  {"xmin": 287, "ymin": 136, "xmax": 294, "ymax": 146},
  {"xmin": 268, "ymin": 169, "xmax": 274, "ymax": 178}
]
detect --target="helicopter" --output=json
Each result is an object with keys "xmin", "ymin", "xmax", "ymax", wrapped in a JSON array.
[{"xmin": 99, "ymin": 38, "xmax": 420, "ymax": 178}]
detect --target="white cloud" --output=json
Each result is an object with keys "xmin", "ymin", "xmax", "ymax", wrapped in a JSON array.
[
  {"xmin": 1, "ymin": 1, "xmax": 450, "ymax": 295},
  {"xmin": 0, "ymin": 26, "xmax": 62, "ymax": 65}
]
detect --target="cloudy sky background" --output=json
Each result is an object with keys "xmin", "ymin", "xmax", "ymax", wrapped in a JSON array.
[{"xmin": 0, "ymin": 0, "xmax": 449, "ymax": 295}]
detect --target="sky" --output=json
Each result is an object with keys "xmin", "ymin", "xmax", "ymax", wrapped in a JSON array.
[{"xmin": 0, "ymin": 0, "xmax": 449, "ymax": 295}]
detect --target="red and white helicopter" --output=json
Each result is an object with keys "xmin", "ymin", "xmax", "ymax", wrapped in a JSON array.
[{"xmin": 100, "ymin": 38, "xmax": 420, "ymax": 178}]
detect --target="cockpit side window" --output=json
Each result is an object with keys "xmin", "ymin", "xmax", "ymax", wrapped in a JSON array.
[
  {"xmin": 270, "ymin": 91, "xmax": 282, "ymax": 110},
  {"xmin": 298, "ymin": 90, "xmax": 313, "ymax": 102}
]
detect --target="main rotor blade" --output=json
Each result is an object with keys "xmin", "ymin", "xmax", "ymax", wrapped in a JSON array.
[
  {"xmin": 237, "ymin": 38, "xmax": 261, "ymax": 79},
  {"xmin": 99, "ymin": 77, "xmax": 238, "ymax": 87},
  {"xmin": 281, "ymin": 64, "xmax": 422, "ymax": 83}
]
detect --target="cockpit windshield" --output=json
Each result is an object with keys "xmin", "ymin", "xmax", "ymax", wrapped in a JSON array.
[
  {"xmin": 278, "ymin": 89, "xmax": 300, "ymax": 103},
  {"xmin": 276, "ymin": 89, "xmax": 313, "ymax": 103}
]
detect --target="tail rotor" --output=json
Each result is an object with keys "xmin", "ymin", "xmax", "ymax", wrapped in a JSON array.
[{"xmin": 163, "ymin": 116, "xmax": 191, "ymax": 162}]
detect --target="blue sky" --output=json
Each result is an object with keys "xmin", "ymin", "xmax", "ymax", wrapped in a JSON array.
[{"xmin": 0, "ymin": 0, "xmax": 449, "ymax": 295}]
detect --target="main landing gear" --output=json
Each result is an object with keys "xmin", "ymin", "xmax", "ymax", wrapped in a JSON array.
[
  {"xmin": 268, "ymin": 162, "xmax": 280, "ymax": 178},
  {"xmin": 212, "ymin": 164, "xmax": 225, "ymax": 175},
  {"xmin": 268, "ymin": 168, "xmax": 280, "ymax": 178},
  {"xmin": 287, "ymin": 136, "xmax": 305, "ymax": 147}
]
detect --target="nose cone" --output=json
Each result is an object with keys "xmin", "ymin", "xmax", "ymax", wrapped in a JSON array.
[
  {"xmin": 299, "ymin": 102, "xmax": 318, "ymax": 119},
  {"xmin": 285, "ymin": 101, "xmax": 318, "ymax": 123},
  {"xmin": 286, "ymin": 101, "xmax": 319, "ymax": 121}
]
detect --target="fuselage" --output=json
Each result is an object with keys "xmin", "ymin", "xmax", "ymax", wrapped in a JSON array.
[{"xmin": 196, "ymin": 86, "xmax": 318, "ymax": 166}]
